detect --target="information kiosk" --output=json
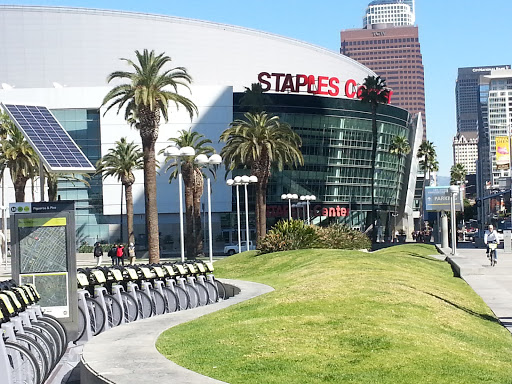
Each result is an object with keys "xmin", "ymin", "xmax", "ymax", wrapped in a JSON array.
[{"xmin": 10, "ymin": 201, "xmax": 78, "ymax": 336}]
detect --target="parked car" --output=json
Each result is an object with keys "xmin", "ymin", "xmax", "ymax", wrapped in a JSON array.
[{"xmin": 224, "ymin": 241, "xmax": 256, "ymax": 255}]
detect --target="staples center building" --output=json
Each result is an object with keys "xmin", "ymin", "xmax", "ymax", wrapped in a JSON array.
[{"xmin": 0, "ymin": 6, "xmax": 420, "ymax": 248}]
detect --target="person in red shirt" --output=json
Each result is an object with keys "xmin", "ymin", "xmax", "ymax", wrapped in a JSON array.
[{"xmin": 116, "ymin": 244, "xmax": 125, "ymax": 266}]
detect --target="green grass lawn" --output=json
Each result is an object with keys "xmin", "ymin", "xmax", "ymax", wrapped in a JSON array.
[{"xmin": 156, "ymin": 245, "xmax": 512, "ymax": 383}]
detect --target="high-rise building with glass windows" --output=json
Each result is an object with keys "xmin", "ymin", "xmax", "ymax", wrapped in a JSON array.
[
  {"xmin": 340, "ymin": 16, "xmax": 426, "ymax": 139},
  {"xmin": 363, "ymin": 0, "xmax": 415, "ymax": 29}
]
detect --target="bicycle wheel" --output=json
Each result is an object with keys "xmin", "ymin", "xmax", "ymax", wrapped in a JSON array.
[
  {"xmin": 491, "ymin": 250, "xmax": 497, "ymax": 267},
  {"xmin": 13, "ymin": 334, "xmax": 49, "ymax": 381},
  {"xmin": 35, "ymin": 316, "xmax": 65, "ymax": 358},
  {"xmin": 173, "ymin": 285, "xmax": 190, "ymax": 311},
  {"xmin": 194, "ymin": 283, "xmax": 210, "ymax": 306},
  {"xmin": 214, "ymin": 279, "xmax": 227, "ymax": 300},
  {"xmin": 204, "ymin": 280, "xmax": 219, "ymax": 304},
  {"xmin": 86, "ymin": 297, "xmax": 106, "ymax": 336},
  {"xmin": 5, "ymin": 340, "xmax": 41, "ymax": 384},
  {"xmin": 31, "ymin": 321, "xmax": 61, "ymax": 365},
  {"xmin": 161, "ymin": 287, "xmax": 178, "ymax": 313},
  {"xmin": 74, "ymin": 305, "xmax": 87, "ymax": 343},
  {"xmin": 39, "ymin": 313, "xmax": 68, "ymax": 353},
  {"xmin": 185, "ymin": 283, "xmax": 200, "ymax": 309},
  {"xmin": 22, "ymin": 327, "xmax": 55, "ymax": 371},
  {"xmin": 149, "ymin": 289, "xmax": 166, "ymax": 316},
  {"xmin": 104, "ymin": 295, "xmax": 123, "ymax": 327},
  {"xmin": 120, "ymin": 292, "xmax": 139, "ymax": 323},
  {"xmin": 135, "ymin": 290, "xmax": 153, "ymax": 319}
]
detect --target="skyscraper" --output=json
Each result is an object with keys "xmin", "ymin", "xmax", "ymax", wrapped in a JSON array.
[
  {"xmin": 456, "ymin": 66, "xmax": 510, "ymax": 134},
  {"xmin": 364, "ymin": 0, "xmax": 415, "ymax": 28},
  {"xmin": 341, "ymin": 0, "xmax": 426, "ymax": 138}
]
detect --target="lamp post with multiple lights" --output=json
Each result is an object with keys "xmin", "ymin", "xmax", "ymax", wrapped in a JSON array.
[
  {"xmin": 281, "ymin": 193, "xmax": 298, "ymax": 220},
  {"xmin": 299, "ymin": 195, "xmax": 316, "ymax": 224},
  {"xmin": 194, "ymin": 153, "xmax": 222, "ymax": 263}
]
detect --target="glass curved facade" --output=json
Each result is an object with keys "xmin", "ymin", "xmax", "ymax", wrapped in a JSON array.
[{"xmin": 234, "ymin": 93, "xmax": 411, "ymax": 229}]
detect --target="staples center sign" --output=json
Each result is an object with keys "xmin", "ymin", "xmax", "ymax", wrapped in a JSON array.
[{"xmin": 258, "ymin": 72, "xmax": 362, "ymax": 98}]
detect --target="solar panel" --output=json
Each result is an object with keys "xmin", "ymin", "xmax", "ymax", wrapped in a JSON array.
[{"xmin": 1, "ymin": 104, "xmax": 96, "ymax": 173}]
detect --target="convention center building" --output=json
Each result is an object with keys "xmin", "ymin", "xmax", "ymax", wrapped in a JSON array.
[{"xmin": 0, "ymin": 6, "xmax": 421, "ymax": 249}]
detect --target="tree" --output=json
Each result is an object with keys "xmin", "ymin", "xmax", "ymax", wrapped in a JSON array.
[
  {"xmin": 102, "ymin": 49, "xmax": 198, "ymax": 263},
  {"xmin": 239, "ymin": 83, "xmax": 273, "ymax": 113},
  {"xmin": 45, "ymin": 172, "xmax": 90, "ymax": 202},
  {"xmin": 389, "ymin": 135, "xmax": 411, "ymax": 241},
  {"xmin": 357, "ymin": 75, "xmax": 391, "ymax": 243},
  {"xmin": 450, "ymin": 163, "xmax": 467, "ymax": 185},
  {"xmin": 1, "ymin": 128, "xmax": 39, "ymax": 202},
  {"xmin": 161, "ymin": 129, "xmax": 215, "ymax": 259},
  {"xmin": 220, "ymin": 112, "xmax": 304, "ymax": 243},
  {"xmin": 417, "ymin": 140, "xmax": 437, "ymax": 186},
  {"xmin": 95, "ymin": 138, "xmax": 143, "ymax": 247}
]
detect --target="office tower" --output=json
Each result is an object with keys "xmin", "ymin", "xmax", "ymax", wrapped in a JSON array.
[
  {"xmin": 456, "ymin": 66, "xmax": 510, "ymax": 134},
  {"xmin": 340, "ymin": 24, "xmax": 426, "ymax": 139},
  {"xmin": 364, "ymin": 0, "xmax": 415, "ymax": 28},
  {"xmin": 453, "ymin": 132, "xmax": 478, "ymax": 174},
  {"xmin": 480, "ymin": 69, "xmax": 512, "ymax": 187}
]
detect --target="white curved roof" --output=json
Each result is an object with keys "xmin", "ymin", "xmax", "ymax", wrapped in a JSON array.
[{"xmin": 0, "ymin": 6, "xmax": 374, "ymax": 91}]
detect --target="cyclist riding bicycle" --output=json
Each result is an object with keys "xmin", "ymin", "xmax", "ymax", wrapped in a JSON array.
[{"xmin": 484, "ymin": 224, "xmax": 499, "ymax": 263}]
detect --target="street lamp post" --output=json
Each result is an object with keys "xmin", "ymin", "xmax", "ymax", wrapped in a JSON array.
[
  {"xmin": 195, "ymin": 154, "xmax": 222, "ymax": 263},
  {"xmin": 239, "ymin": 175, "xmax": 258, "ymax": 252},
  {"xmin": 165, "ymin": 146, "xmax": 196, "ymax": 262},
  {"xmin": 281, "ymin": 193, "xmax": 298, "ymax": 220},
  {"xmin": 449, "ymin": 185, "xmax": 459, "ymax": 256},
  {"xmin": 227, "ymin": 177, "xmax": 243, "ymax": 254},
  {"xmin": 300, "ymin": 195, "xmax": 317, "ymax": 225}
]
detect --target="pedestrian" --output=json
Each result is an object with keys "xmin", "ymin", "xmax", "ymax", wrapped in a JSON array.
[
  {"xmin": 123, "ymin": 244, "xmax": 129, "ymax": 266},
  {"xmin": 128, "ymin": 242, "xmax": 136, "ymax": 265},
  {"xmin": 108, "ymin": 244, "xmax": 118, "ymax": 266},
  {"xmin": 93, "ymin": 242, "xmax": 103, "ymax": 267},
  {"xmin": 116, "ymin": 244, "xmax": 125, "ymax": 266}
]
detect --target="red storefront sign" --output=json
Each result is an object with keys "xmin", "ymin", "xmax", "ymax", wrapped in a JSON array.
[{"xmin": 266, "ymin": 204, "xmax": 350, "ymax": 218}]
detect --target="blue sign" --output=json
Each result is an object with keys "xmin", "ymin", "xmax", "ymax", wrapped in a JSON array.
[{"xmin": 424, "ymin": 187, "xmax": 462, "ymax": 212}]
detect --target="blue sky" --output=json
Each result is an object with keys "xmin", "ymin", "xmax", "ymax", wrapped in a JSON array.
[{"xmin": 6, "ymin": 0, "xmax": 512, "ymax": 176}]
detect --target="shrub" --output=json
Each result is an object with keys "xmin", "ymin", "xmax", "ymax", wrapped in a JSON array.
[
  {"xmin": 316, "ymin": 223, "xmax": 371, "ymax": 250},
  {"xmin": 257, "ymin": 221, "xmax": 371, "ymax": 254},
  {"xmin": 257, "ymin": 220, "xmax": 319, "ymax": 254}
]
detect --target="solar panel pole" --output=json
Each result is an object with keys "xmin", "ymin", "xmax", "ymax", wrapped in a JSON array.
[{"xmin": 39, "ymin": 161, "xmax": 45, "ymax": 201}]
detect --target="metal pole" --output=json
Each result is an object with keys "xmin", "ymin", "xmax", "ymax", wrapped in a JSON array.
[
  {"xmin": 288, "ymin": 199, "xmax": 292, "ymax": 220},
  {"xmin": 207, "ymin": 178, "xmax": 213, "ymax": 263},
  {"xmin": 120, "ymin": 184, "xmax": 123, "ymax": 244},
  {"xmin": 236, "ymin": 184, "xmax": 241, "ymax": 254},
  {"xmin": 2, "ymin": 168, "xmax": 6, "ymax": 269},
  {"xmin": 307, "ymin": 200, "xmax": 310, "ymax": 225},
  {"xmin": 450, "ymin": 193, "xmax": 457, "ymax": 256},
  {"xmin": 39, "ymin": 161, "xmax": 45, "ymax": 201},
  {"xmin": 178, "ymin": 167, "xmax": 185, "ymax": 263},
  {"xmin": 245, "ymin": 183, "xmax": 250, "ymax": 252}
]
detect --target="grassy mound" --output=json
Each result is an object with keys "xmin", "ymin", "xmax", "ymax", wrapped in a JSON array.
[{"xmin": 157, "ymin": 245, "xmax": 512, "ymax": 383}]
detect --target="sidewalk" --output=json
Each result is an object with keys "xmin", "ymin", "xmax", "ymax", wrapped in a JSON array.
[{"xmin": 440, "ymin": 242, "xmax": 512, "ymax": 334}]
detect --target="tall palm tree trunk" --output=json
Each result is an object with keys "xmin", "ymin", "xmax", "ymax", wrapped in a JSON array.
[
  {"xmin": 193, "ymin": 170, "xmax": 204, "ymax": 256},
  {"xmin": 141, "ymin": 140, "xmax": 160, "ymax": 263},
  {"xmin": 255, "ymin": 181, "xmax": 267, "ymax": 243},
  {"xmin": 14, "ymin": 176, "xmax": 28, "ymax": 202},
  {"xmin": 182, "ymin": 163, "xmax": 195, "ymax": 259},
  {"xmin": 370, "ymin": 103, "xmax": 378, "ymax": 244},
  {"xmin": 125, "ymin": 183, "xmax": 135, "ymax": 246}
]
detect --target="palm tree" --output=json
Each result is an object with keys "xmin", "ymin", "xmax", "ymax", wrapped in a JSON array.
[
  {"xmin": 1, "ymin": 128, "xmax": 39, "ymax": 202},
  {"xmin": 161, "ymin": 129, "xmax": 215, "ymax": 259},
  {"xmin": 417, "ymin": 140, "xmax": 438, "ymax": 187},
  {"xmin": 358, "ymin": 75, "xmax": 391, "ymax": 242},
  {"xmin": 95, "ymin": 138, "xmax": 143, "ymax": 247},
  {"xmin": 46, "ymin": 172, "xmax": 90, "ymax": 202},
  {"xmin": 239, "ymin": 83, "xmax": 273, "ymax": 113},
  {"xmin": 220, "ymin": 112, "xmax": 304, "ymax": 243},
  {"xmin": 450, "ymin": 163, "xmax": 467, "ymax": 186},
  {"xmin": 389, "ymin": 135, "xmax": 411, "ymax": 241},
  {"xmin": 102, "ymin": 49, "xmax": 198, "ymax": 263}
]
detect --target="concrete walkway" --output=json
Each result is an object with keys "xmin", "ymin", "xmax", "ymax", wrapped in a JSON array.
[{"xmin": 440, "ymin": 242, "xmax": 512, "ymax": 334}]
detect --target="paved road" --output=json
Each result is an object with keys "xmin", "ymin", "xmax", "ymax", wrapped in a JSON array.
[{"xmin": 440, "ymin": 241, "xmax": 512, "ymax": 334}]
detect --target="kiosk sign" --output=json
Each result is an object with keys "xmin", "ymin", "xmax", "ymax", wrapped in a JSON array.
[
  {"xmin": 10, "ymin": 201, "xmax": 77, "ymax": 333},
  {"xmin": 424, "ymin": 187, "xmax": 462, "ymax": 212}
]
